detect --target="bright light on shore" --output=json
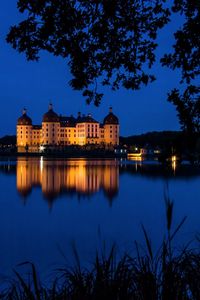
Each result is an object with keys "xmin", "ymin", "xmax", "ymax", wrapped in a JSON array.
[{"xmin": 40, "ymin": 145, "xmax": 45, "ymax": 152}]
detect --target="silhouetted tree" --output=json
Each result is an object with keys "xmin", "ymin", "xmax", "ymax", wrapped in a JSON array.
[
  {"xmin": 6, "ymin": 0, "xmax": 170, "ymax": 105},
  {"xmin": 6, "ymin": 0, "xmax": 200, "ymax": 133},
  {"xmin": 161, "ymin": 0, "xmax": 200, "ymax": 134}
]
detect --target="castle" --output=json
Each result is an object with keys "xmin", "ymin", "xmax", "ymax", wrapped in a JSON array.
[{"xmin": 17, "ymin": 104, "xmax": 119, "ymax": 152}]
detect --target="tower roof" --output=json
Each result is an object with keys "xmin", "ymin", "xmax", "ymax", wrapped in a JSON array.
[
  {"xmin": 17, "ymin": 109, "xmax": 32, "ymax": 126},
  {"xmin": 103, "ymin": 107, "xmax": 119, "ymax": 125},
  {"xmin": 43, "ymin": 103, "xmax": 59, "ymax": 123}
]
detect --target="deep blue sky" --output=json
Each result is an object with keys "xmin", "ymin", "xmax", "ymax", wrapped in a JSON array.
[{"xmin": 0, "ymin": 0, "xmax": 181, "ymax": 137}]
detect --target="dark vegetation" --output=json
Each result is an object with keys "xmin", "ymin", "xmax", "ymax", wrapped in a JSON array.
[
  {"xmin": 1, "ymin": 195, "xmax": 200, "ymax": 300},
  {"xmin": 0, "ymin": 135, "xmax": 16, "ymax": 153},
  {"xmin": 120, "ymin": 131, "xmax": 200, "ymax": 157},
  {"xmin": 120, "ymin": 131, "xmax": 184, "ymax": 149},
  {"xmin": 0, "ymin": 135, "xmax": 16, "ymax": 146}
]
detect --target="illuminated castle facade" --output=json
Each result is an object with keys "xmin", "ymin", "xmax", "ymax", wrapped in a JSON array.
[{"xmin": 17, "ymin": 104, "xmax": 119, "ymax": 152}]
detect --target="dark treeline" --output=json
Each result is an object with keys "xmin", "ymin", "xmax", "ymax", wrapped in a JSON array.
[
  {"xmin": 0, "ymin": 135, "xmax": 16, "ymax": 146},
  {"xmin": 120, "ymin": 131, "xmax": 200, "ymax": 154}
]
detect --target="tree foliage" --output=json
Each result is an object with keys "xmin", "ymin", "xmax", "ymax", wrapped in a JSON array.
[
  {"xmin": 161, "ymin": 0, "xmax": 200, "ymax": 133},
  {"xmin": 6, "ymin": 0, "xmax": 170, "ymax": 105},
  {"xmin": 6, "ymin": 0, "xmax": 200, "ymax": 132}
]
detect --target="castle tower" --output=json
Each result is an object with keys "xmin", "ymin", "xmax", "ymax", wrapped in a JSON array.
[
  {"xmin": 42, "ymin": 103, "xmax": 60, "ymax": 145},
  {"xmin": 103, "ymin": 107, "xmax": 119, "ymax": 146},
  {"xmin": 17, "ymin": 108, "xmax": 32, "ymax": 152}
]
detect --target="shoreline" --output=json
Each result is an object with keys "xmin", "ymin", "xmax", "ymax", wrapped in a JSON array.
[{"xmin": 0, "ymin": 151, "xmax": 127, "ymax": 159}]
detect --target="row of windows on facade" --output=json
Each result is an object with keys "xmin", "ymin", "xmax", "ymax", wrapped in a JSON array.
[
  {"xmin": 29, "ymin": 141, "xmax": 116, "ymax": 145},
  {"xmin": 18, "ymin": 128, "xmax": 117, "ymax": 135},
  {"xmin": 18, "ymin": 125, "xmax": 117, "ymax": 130},
  {"xmin": 19, "ymin": 134, "xmax": 117, "ymax": 139}
]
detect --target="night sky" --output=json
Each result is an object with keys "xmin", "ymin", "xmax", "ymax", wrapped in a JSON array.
[{"xmin": 1, "ymin": 0, "xmax": 181, "ymax": 137}]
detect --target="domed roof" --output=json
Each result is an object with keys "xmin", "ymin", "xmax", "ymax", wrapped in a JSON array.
[
  {"xmin": 103, "ymin": 107, "xmax": 119, "ymax": 125},
  {"xmin": 43, "ymin": 104, "xmax": 59, "ymax": 123},
  {"xmin": 17, "ymin": 109, "xmax": 32, "ymax": 126}
]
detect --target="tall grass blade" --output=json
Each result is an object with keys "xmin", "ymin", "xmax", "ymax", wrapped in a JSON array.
[
  {"xmin": 170, "ymin": 216, "xmax": 187, "ymax": 242},
  {"xmin": 30, "ymin": 263, "xmax": 41, "ymax": 300},
  {"xmin": 13, "ymin": 270, "xmax": 34, "ymax": 300},
  {"xmin": 141, "ymin": 224, "xmax": 153, "ymax": 261}
]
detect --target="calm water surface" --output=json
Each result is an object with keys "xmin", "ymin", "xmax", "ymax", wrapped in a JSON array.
[{"xmin": 0, "ymin": 157, "xmax": 200, "ymax": 277}]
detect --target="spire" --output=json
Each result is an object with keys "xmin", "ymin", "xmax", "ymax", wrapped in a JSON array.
[
  {"xmin": 49, "ymin": 102, "xmax": 53, "ymax": 111},
  {"xmin": 109, "ymin": 106, "xmax": 113, "ymax": 113},
  {"xmin": 22, "ymin": 108, "xmax": 27, "ymax": 115}
]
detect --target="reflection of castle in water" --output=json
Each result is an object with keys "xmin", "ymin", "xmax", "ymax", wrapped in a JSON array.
[
  {"xmin": 16, "ymin": 158, "xmax": 119, "ymax": 205},
  {"xmin": 1, "ymin": 159, "xmax": 198, "ymax": 207}
]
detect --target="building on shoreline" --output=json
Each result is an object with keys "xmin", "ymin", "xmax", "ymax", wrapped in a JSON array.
[{"xmin": 17, "ymin": 104, "xmax": 119, "ymax": 152}]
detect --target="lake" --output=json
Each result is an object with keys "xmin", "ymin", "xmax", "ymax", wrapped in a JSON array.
[{"xmin": 0, "ymin": 157, "xmax": 200, "ymax": 278}]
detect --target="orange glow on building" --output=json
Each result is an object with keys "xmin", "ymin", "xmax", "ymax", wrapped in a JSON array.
[{"xmin": 17, "ymin": 105, "xmax": 119, "ymax": 152}]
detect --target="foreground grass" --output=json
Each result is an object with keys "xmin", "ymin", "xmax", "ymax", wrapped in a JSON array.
[{"xmin": 1, "ymin": 194, "xmax": 200, "ymax": 300}]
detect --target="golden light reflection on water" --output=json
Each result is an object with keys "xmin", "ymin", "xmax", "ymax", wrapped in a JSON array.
[
  {"xmin": 16, "ymin": 158, "xmax": 119, "ymax": 205},
  {"xmin": 171, "ymin": 155, "xmax": 177, "ymax": 174}
]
